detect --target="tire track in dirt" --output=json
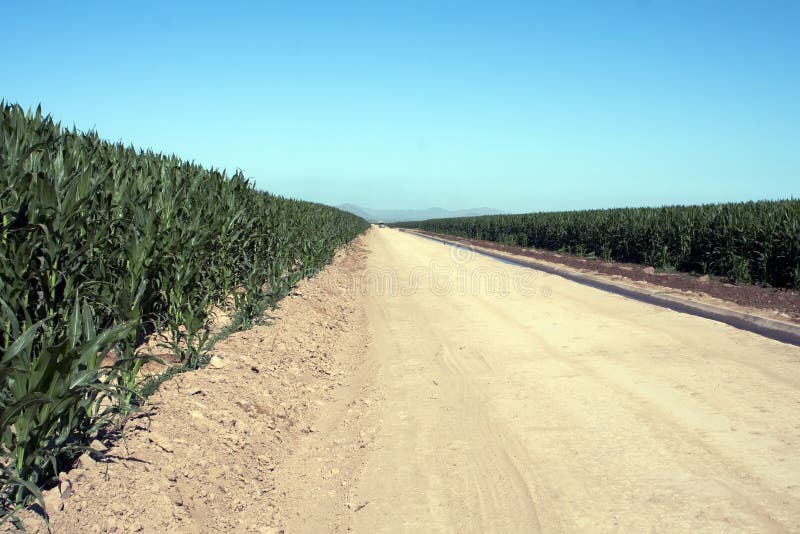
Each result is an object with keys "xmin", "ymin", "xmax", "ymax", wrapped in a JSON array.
[{"xmin": 468, "ymin": 255, "xmax": 800, "ymax": 532}]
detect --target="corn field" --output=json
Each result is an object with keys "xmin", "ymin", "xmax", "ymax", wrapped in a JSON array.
[
  {"xmin": 396, "ymin": 201, "xmax": 800, "ymax": 288},
  {"xmin": 0, "ymin": 102, "xmax": 368, "ymax": 514}
]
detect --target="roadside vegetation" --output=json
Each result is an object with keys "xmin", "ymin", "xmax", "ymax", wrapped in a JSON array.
[
  {"xmin": 0, "ymin": 102, "xmax": 368, "ymax": 519},
  {"xmin": 394, "ymin": 200, "xmax": 800, "ymax": 289}
]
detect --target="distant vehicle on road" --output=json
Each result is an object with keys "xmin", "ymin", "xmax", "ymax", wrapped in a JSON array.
[{"xmin": 378, "ymin": 222, "xmax": 386, "ymax": 228}]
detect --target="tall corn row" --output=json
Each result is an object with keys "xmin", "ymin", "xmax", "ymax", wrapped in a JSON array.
[
  {"xmin": 0, "ymin": 103, "xmax": 368, "ymax": 513},
  {"xmin": 397, "ymin": 201, "xmax": 800, "ymax": 288}
]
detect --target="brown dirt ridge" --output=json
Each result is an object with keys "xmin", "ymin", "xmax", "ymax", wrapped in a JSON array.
[{"xmin": 409, "ymin": 229, "xmax": 800, "ymax": 324}]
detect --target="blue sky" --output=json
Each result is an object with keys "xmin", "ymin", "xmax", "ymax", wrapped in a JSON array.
[{"xmin": 2, "ymin": 1, "xmax": 798, "ymax": 213}]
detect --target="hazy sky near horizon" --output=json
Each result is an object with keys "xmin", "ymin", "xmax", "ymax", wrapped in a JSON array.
[{"xmin": 3, "ymin": 1, "xmax": 798, "ymax": 213}]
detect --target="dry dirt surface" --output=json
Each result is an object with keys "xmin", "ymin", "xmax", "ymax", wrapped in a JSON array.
[
  {"xmin": 280, "ymin": 229, "xmax": 800, "ymax": 533},
  {"xmin": 8, "ymin": 236, "xmax": 372, "ymax": 533},
  {"xmin": 10, "ymin": 228, "xmax": 800, "ymax": 533}
]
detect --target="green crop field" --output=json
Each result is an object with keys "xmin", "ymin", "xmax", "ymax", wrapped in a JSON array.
[
  {"xmin": 394, "ymin": 200, "xmax": 800, "ymax": 289},
  {"xmin": 0, "ymin": 103, "xmax": 368, "ymax": 515}
]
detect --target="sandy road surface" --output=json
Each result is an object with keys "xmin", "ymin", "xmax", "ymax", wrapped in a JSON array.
[
  {"xmin": 283, "ymin": 228, "xmax": 800, "ymax": 533},
  {"xmin": 13, "ymin": 229, "xmax": 800, "ymax": 533}
]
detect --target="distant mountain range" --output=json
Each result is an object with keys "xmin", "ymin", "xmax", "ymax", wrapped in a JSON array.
[{"xmin": 338, "ymin": 204, "xmax": 504, "ymax": 223}]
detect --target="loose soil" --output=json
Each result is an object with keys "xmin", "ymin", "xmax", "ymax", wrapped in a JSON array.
[{"xmin": 6, "ymin": 237, "xmax": 372, "ymax": 533}]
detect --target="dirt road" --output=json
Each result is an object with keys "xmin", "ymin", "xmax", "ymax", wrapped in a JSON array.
[
  {"xmin": 281, "ymin": 228, "xmax": 800, "ymax": 533},
  {"xmin": 16, "ymin": 229, "xmax": 800, "ymax": 533}
]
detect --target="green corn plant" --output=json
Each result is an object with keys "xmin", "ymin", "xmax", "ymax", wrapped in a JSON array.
[
  {"xmin": 0, "ymin": 101, "xmax": 369, "ymax": 516},
  {"xmin": 0, "ymin": 295, "xmax": 134, "ymax": 506},
  {"xmin": 396, "ymin": 199, "xmax": 800, "ymax": 288}
]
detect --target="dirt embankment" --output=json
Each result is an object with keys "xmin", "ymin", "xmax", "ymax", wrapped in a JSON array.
[{"xmin": 8, "ymin": 236, "xmax": 373, "ymax": 533}]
